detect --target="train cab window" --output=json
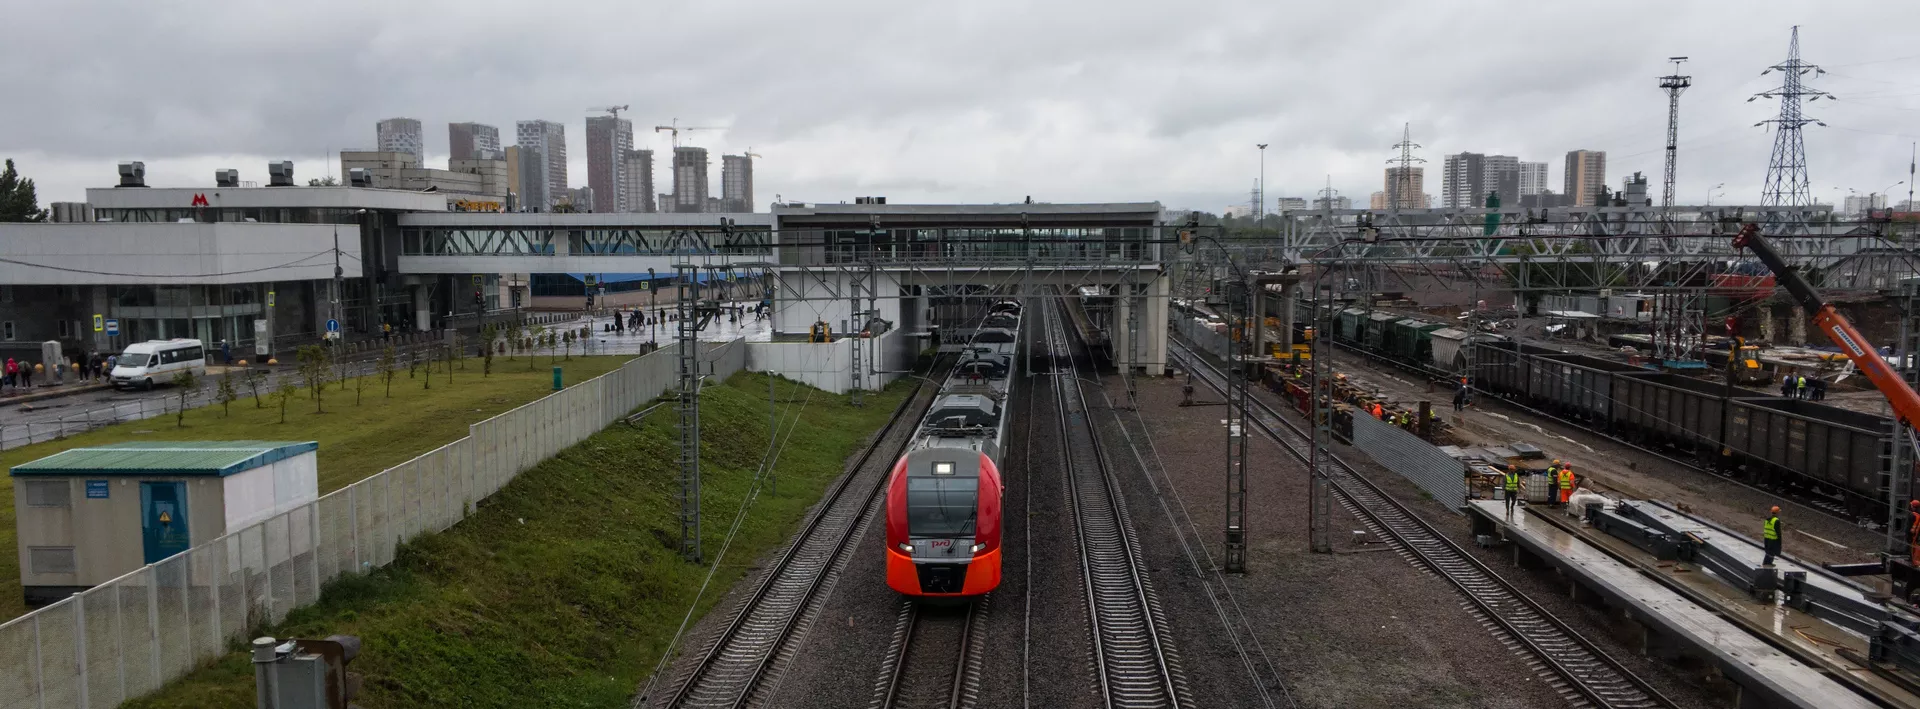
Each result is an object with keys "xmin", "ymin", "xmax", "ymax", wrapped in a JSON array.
[{"xmin": 906, "ymin": 477, "xmax": 978, "ymax": 537}]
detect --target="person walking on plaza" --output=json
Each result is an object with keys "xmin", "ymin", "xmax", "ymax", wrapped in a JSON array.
[
  {"xmin": 1503, "ymin": 465, "xmax": 1523, "ymax": 518},
  {"xmin": 5, "ymin": 357, "xmax": 16, "ymax": 390},
  {"xmin": 1762, "ymin": 506, "xmax": 1783, "ymax": 566}
]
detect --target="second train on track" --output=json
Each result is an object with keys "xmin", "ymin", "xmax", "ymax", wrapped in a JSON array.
[{"xmin": 884, "ymin": 299, "xmax": 1022, "ymax": 598}]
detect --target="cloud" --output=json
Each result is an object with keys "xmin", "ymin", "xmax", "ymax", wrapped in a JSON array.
[{"xmin": 3, "ymin": 1, "xmax": 1918, "ymax": 211}]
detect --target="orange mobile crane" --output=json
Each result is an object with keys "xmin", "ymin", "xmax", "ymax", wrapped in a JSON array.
[{"xmin": 1734, "ymin": 222, "xmax": 1920, "ymax": 562}]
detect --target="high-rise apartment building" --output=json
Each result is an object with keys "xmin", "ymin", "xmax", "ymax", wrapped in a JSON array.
[
  {"xmin": 1844, "ymin": 193, "xmax": 1889, "ymax": 216},
  {"xmin": 721, "ymin": 154, "xmax": 754, "ymax": 212},
  {"xmin": 376, "ymin": 118, "xmax": 424, "ymax": 163},
  {"xmin": 624, "ymin": 150, "xmax": 655, "ymax": 213},
  {"xmin": 1442, "ymin": 153, "xmax": 1484, "ymax": 209},
  {"xmin": 1442, "ymin": 153, "xmax": 1521, "ymax": 208},
  {"xmin": 1484, "ymin": 155, "xmax": 1520, "ymax": 208},
  {"xmin": 1382, "ymin": 166, "xmax": 1425, "ymax": 210},
  {"xmin": 449, "ymin": 122, "xmax": 501, "ymax": 161},
  {"xmin": 1564, "ymin": 150, "xmax": 1607, "ymax": 207},
  {"xmin": 672, "ymin": 147, "xmax": 710, "ymax": 213},
  {"xmin": 1519, "ymin": 161, "xmax": 1549, "ymax": 197},
  {"xmin": 1369, "ymin": 192, "xmax": 1388, "ymax": 210},
  {"xmin": 504, "ymin": 146, "xmax": 521, "ymax": 207},
  {"xmin": 515, "ymin": 120, "xmax": 567, "ymax": 210},
  {"xmin": 585, "ymin": 115, "xmax": 634, "ymax": 213}
]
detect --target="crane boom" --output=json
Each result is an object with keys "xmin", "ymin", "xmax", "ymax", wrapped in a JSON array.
[{"xmin": 1734, "ymin": 222, "xmax": 1920, "ymax": 426}]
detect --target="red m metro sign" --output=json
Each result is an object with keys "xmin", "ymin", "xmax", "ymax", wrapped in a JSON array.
[{"xmin": 190, "ymin": 193, "xmax": 209, "ymax": 207}]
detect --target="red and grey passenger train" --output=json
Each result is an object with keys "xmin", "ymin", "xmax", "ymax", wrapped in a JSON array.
[{"xmin": 884, "ymin": 299, "xmax": 1021, "ymax": 598}]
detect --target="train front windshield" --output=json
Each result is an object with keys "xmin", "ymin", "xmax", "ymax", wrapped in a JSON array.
[{"xmin": 906, "ymin": 477, "xmax": 978, "ymax": 537}]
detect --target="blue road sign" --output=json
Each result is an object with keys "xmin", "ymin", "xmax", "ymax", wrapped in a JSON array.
[
  {"xmin": 86, "ymin": 480, "xmax": 109, "ymax": 499},
  {"xmin": 104, "ymin": 319, "xmax": 119, "ymax": 336},
  {"xmin": 325, "ymin": 319, "xmax": 339, "ymax": 333}
]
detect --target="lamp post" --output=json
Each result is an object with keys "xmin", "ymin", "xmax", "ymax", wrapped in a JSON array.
[
  {"xmin": 1257, "ymin": 143, "xmax": 1269, "ymax": 231},
  {"xmin": 1706, "ymin": 182, "xmax": 1725, "ymax": 206}
]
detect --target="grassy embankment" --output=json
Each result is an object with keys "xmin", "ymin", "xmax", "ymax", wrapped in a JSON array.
[
  {"xmin": 0, "ymin": 355, "xmax": 633, "ymax": 621},
  {"xmin": 124, "ymin": 371, "xmax": 910, "ymax": 708}
]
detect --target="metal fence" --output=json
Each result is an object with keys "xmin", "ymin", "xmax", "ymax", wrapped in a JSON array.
[
  {"xmin": 0, "ymin": 340, "xmax": 744, "ymax": 709},
  {"xmin": 1348, "ymin": 411, "xmax": 1467, "ymax": 512},
  {"xmin": 0, "ymin": 325, "xmax": 614, "ymax": 454}
]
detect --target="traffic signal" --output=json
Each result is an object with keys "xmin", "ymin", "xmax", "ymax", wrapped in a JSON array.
[{"xmin": 474, "ymin": 290, "xmax": 485, "ymax": 311}]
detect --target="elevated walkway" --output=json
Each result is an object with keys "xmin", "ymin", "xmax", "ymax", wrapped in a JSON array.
[{"xmin": 1466, "ymin": 500, "xmax": 1883, "ymax": 709}]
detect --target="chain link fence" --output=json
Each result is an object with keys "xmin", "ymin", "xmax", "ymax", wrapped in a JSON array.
[
  {"xmin": 0, "ymin": 340, "xmax": 744, "ymax": 709},
  {"xmin": 1348, "ymin": 411, "xmax": 1467, "ymax": 512}
]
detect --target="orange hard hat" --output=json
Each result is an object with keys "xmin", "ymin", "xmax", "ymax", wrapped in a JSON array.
[
  {"xmin": 1507, "ymin": 464, "xmax": 1516, "ymax": 471},
  {"xmin": 1910, "ymin": 500, "xmax": 1918, "ymax": 509},
  {"xmin": 1553, "ymin": 459, "xmax": 1562, "ymax": 464},
  {"xmin": 1770, "ymin": 505, "xmax": 1780, "ymax": 513}
]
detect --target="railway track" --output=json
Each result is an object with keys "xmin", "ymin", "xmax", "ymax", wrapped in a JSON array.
[
  {"xmin": 653, "ymin": 375, "xmax": 940, "ymax": 709},
  {"xmin": 1047, "ymin": 301, "xmax": 1189, "ymax": 709},
  {"xmin": 1170, "ymin": 339, "xmax": 1676, "ymax": 709},
  {"xmin": 874, "ymin": 597, "xmax": 989, "ymax": 709}
]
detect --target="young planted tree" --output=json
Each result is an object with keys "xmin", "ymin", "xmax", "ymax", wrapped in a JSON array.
[
  {"xmin": 380, "ymin": 344, "xmax": 398, "ymax": 397},
  {"xmin": 296, "ymin": 345, "xmax": 328, "ymax": 413},
  {"xmin": 443, "ymin": 343, "xmax": 456, "ymax": 383},
  {"xmin": 562, "ymin": 330, "xmax": 574, "ymax": 361},
  {"xmin": 246, "ymin": 367, "xmax": 267, "ymax": 408},
  {"xmin": 352, "ymin": 364, "xmax": 366, "ymax": 405},
  {"xmin": 272, "ymin": 379, "xmax": 296, "ymax": 423},
  {"xmin": 422, "ymin": 348, "xmax": 434, "ymax": 390},
  {"xmin": 502, "ymin": 322, "xmax": 520, "ymax": 360},
  {"xmin": 451, "ymin": 331, "xmax": 466, "ymax": 371},
  {"xmin": 216, "ymin": 369, "xmax": 238, "ymax": 417},
  {"xmin": 170, "ymin": 370, "xmax": 198, "ymax": 427}
]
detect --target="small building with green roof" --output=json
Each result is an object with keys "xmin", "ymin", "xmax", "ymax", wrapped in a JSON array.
[{"xmin": 11, "ymin": 440, "xmax": 317, "ymax": 605}]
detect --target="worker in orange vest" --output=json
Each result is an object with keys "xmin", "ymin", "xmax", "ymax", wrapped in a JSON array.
[
  {"xmin": 1909, "ymin": 500, "xmax": 1920, "ymax": 566},
  {"xmin": 1370, "ymin": 402, "xmax": 1384, "ymax": 420},
  {"xmin": 1557, "ymin": 465, "xmax": 1575, "ymax": 505}
]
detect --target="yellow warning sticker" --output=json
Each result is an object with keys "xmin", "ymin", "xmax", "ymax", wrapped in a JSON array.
[{"xmin": 158, "ymin": 511, "xmax": 172, "ymax": 524}]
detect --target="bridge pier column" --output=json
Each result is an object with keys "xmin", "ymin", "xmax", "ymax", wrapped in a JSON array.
[
  {"xmin": 413, "ymin": 285, "xmax": 432, "ymax": 332},
  {"xmin": 1142, "ymin": 275, "xmax": 1169, "ymax": 374}
]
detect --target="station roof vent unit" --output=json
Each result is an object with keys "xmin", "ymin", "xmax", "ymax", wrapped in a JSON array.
[
  {"xmin": 854, "ymin": 196, "xmax": 887, "ymax": 205},
  {"xmin": 215, "ymin": 169, "xmax": 240, "ymax": 187},
  {"xmin": 347, "ymin": 168, "xmax": 371, "ymax": 187},
  {"xmin": 267, "ymin": 160, "xmax": 295, "ymax": 187},
  {"xmin": 116, "ymin": 161, "xmax": 146, "ymax": 188}
]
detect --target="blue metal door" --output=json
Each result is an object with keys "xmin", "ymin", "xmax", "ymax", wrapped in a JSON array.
[{"xmin": 140, "ymin": 482, "xmax": 190, "ymax": 564}]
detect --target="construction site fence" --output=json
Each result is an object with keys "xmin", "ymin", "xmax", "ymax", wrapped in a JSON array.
[
  {"xmin": 0, "ymin": 340, "xmax": 745, "ymax": 709},
  {"xmin": 1348, "ymin": 410, "xmax": 1467, "ymax": 512}
]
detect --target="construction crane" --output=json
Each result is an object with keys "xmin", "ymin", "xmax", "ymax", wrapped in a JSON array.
[
  {"xmin": 654, "ymin": 118, "xmax": 724, "ymax": 148},
  {"xmin": 591, "ymin": 105, "xmax": 630, "ymax": 119},
  {"xmin": 1733, "ymin": 222, "xmax": 1920, "ymax": 428}
]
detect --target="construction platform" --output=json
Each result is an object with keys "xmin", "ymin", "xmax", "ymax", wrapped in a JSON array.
[{"xmin": 1467, "ymin": 499, "xmax": 1886, "ymax": 709}]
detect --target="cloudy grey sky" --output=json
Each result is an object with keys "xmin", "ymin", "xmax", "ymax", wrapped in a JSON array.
[{"xmin": 5, "ymin": 1, "xmax": 1920, "ymax": 212}]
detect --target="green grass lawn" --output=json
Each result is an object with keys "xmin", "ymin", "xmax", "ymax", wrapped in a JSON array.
[
  {"xmin": 0, "ymin": 355, "xmax": 633, "ymax": 622},
  {"xmin": 122, "ymin": 371, "xmax": 909, "ymax": 709}
]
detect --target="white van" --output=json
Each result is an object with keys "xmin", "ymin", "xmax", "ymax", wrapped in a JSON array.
[{"xmin": 110, "ymin": 339, "xmax": 208, "ymax": 390}]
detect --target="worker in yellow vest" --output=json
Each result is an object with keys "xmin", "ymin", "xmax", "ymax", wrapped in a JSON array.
[
  {"xmin": 1762, "ymin": 506, "xmax": 1782, "ymax": 566},
  {"xmin": 1557, "ymin": 465, "xmax": 1575, "ymax": 505},
  {"xmin": 1503, "ymin": 465, "xmax": 1522, "ymax": 518}
]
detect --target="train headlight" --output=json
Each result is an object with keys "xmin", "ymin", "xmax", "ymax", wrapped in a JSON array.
[
  {"xmin": 898, "ymin": 542, "xmax": 914, "ymax": 553},
  {"xmin": 970, "ymin": 542, "xmax": 987, "ymax": 553}
]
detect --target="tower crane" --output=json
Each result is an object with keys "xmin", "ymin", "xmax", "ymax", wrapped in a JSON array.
[
  {"xmin": 591, "ymin": 105, "xmax": 630, "ymax": 119},
  {"xmin": 654, "ymin": 118, "xmax": 725, "ymax": 148}
]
